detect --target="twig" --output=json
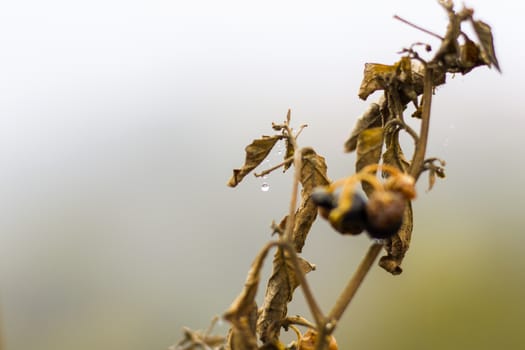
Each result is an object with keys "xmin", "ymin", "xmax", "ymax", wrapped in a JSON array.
[
  {"xmin": 409, "ymin": 67, "xmax": 433, "ymax": 179},
  {"xmin": 384, "ymin": 118, "xmax": 419, "ymax": 144},
  {"xmin": 281, "ymin": 241, "xmax": 325, "ymax": 328},
  {"xmin": 327, "ymin": 243, "xmax": 384, "ymax": 322},
  {"xmin": 283, "ymin": 144, "xmax": 301, "ymax": 242},
  {"xmin": 313, "ymin": 243, "xmax": 383, "ymax": 350},
  {"xmin": 254, "ymin": 156, "xmax": 294, "ymax": 178},
  {"xmin": 393, "ymin": 15, "xmax": 444, "ymax": 40},
  {"xmin": 280, "ymin": 111, "xmax": 326, "ymax": 328},
  {"xmin": 282, "ymin": 315, "xmax": 317, "ymax": 330}
]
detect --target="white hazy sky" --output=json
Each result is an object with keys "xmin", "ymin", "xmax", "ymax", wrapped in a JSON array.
[{"xmin": 0, "ymin": 1, "xmax": 524, "ymax": 349}]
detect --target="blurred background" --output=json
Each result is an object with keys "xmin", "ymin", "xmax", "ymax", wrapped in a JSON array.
[{"xmin": 1, "ymin": 0, "xmax": 524, "ymax": 349}]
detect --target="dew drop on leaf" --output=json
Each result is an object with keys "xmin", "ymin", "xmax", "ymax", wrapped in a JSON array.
[{"xmin": 261, "ymin": 183, "xmax": 270, "ymax": 192}]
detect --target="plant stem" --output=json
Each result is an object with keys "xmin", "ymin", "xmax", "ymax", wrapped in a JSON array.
[
  {"xmin": 409, "ymin": 67, "xmax": 433, "ymax": 180},
  {"xmin": 327, "ymin": 243, "xmax": 383, "ymax": 322},
  {"xmin": 280, "ymin": 117, "xmax": 325, "ymax": 327},
  {"xmin": 254, "ymin": 156, "xmax": 294, "ymax": 178},
  {"xmin": 280, "ymin": 242, "xmax": 325, "ymax": 327},
  {"xmin": 313, "ymin": 243, "xmax": 383, "ymax": 350}
]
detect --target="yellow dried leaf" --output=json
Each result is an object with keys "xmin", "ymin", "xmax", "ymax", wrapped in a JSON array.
[
  {"xmin": 228, "ymin": 136, "xmax": 280, "ymax": 187},
  {"xmin": 344, "ymin": 102, "xmax": 382, "ymax": 152},
  {"xmin": 379, "ymin": 202, "xmax": 413, "ymax": 275},
  {"xmin": 358, "ymin": 63, "xmax": 396, "ymax": 100},
  {"xmin": 356, "ymin": 127, "xmax": 384, "ymax": 195}
]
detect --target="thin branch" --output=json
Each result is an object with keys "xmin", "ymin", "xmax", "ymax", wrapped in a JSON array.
[
  {"xmin": 280, "ymin": 112, "xmax": 326, "ymax": 328},
  {"xmin": 282, "ymin": 315, "xmax": 317, "ymax": 330},
  {"xmin": 384, "ymin": 118, "xmax": 419, "ymax": 144},
  {"xmin": 327, "ymin": 243, "xmax": 384, "ymax": 322},
  {"xmin": 277, "ymin": 241, "xmax": 325, "ymax": 328},
  {"xmin": 283, "ymin": 147, "xmax": 301, "ymax": 243},
  {"xmin": 393, "ymin": 15, "xmax": 444, "ymax": 40},
  {"xmin": 409, "ymin": 67, "xmax": 433, "ymax": 179},
  {"xmin": 254, "ymin": 156, "xmax": 294, "ymax": 177},
  {"xmin": 313, "ymin": 243, "xmax": 383, "ymax": 350}
]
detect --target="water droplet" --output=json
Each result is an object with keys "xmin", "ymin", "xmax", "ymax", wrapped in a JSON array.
[
  {"xmin": 261, "ymin": 182, "xmax": 270, "ymax": 192},
  {"xmin": 262, "ymin": 174, "xmax": 269, "ymax": 179},
  {"xmin": 277, "ymin": 141, "xmax": 284, "ymax": 155}
]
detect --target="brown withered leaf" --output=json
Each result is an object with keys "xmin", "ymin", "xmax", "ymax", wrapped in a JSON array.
[
  {"xmin": 224, "ymin": 244, "xmax": 274, "ymax": 350},
  {"xmin": 283, "ymin": 138, "xmax": 295, "ymax": 172},
  {"xmin": 356, "ymin": 127, "xmax": 384, "ymax": 195},
  {"xmin": 224, "ymin": 244, "xmax": 273, "ymax": 323},
  {"xmin": 358, "ymin": 63, "xmax": 397, "ymax": 100},
  {"xmin": 228, "ymin": 136, "xmax": 281, "ymax": 187},
  {"xmin": 427, "ymin": 160, "xmax": 446, "ymax": 192},
  {"xmin": 358, "ymin": 58, "xmax": 415, "ymax": 101},
  {"xmin": 299, "ymin": 148, "xmax": 329, "ymax": 194},
  {"xmin": 292, "ymin": 198, "xmax": 319, "ymax": 253},
  {"xmin": 471, "ymin": 19, "xmax": 500, "ymax": 72},
  {"xmin": 257, "ymin": 148, "xmax": 325, "ymax": 343},
  {"xmin": 291, "ymin": 148, "xmax": 328, "ymax": 251},
  {"xmin": 459, "ymin": 38, "xmax": 484, "ymax": 73},
  {"xmin": 379, "ymin": 202, "xmax": 413, "ymax": 275},
  {"xmin": 428, "ymin": 169, "xmax": 437, "ymax": 192},
  {"xmin": 383, "ymin": 127, "xmax": 410, "ymax": 172},
  {"xmin": 224, "ymin": 307, "xmax": 259, "ymax": 350},
  {"xmin": 173, "ymin": 326, "xmax": 226, "ymax": 350},
  {"xmin": 257, "ymin": 250, "xmax": 315, "ymax": 343},
  {"xmin": 344, "ymin": 101, "xmax": 382, "ymax": 152},
  {"xmin": 356, "ymin": 127, "xmax": 384, "ymax": 172}
]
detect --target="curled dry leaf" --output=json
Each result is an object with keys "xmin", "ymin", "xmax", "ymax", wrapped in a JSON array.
[
  {"xmin": 459, "ymin": 38, "xmax": 485, "ymax": 73},
  {"xmin": 358, "ymin": 63, "xmax": 396, "ymax": 100},
  {"xmin": 283, "ymin": 138, "xmax": 295, "ymax": 172},
  {"xmin": 379, "ymin": 202, "xmax": 413, "ymax": 275},
  {"xmin": 224, "ymin": 309, "xmax": 259, "ymax": 350},
  {"xmin": 299, "ymin": 148, "xmax": 329, "ymax": 193},
  {"xmin": 470, "ymin": 19, "xmax": 500, "ymax": 72},
  {"xmin": 293, "ymin": 147, "xmax": 330, "ymax": 250},
  {"xmin": 223, "ymin": 243, "xmax": 274, "ymax": 349},
  {"xmin": 358, "ymin": 57, "xmax": 415, "ymax": 101},
  {"xmin": 292, "ymin": 199, "xmax": 320, "ymax": 252},
  {"xmin": 257, "ymin": 147, "xmax": 326, "ymax": 342},
  {"xmin": 383, "ymin": 126, "xmax": 410, "ymax": 173},
  {"xmin": 173, "ymin": 325, "xmax": 226, "ymax": 350},
  {"xmin": 356, "ymin": 127, "xmax": 384, "ymax": 195},
  {"xmin": 344, "ymin": 101, "xmax": 382, "ymax": 152},
  {"xmin": 257, "ymin": 251, "xmax": 315, "ymax": 343},
  {"xmin": 228, "ymin": 136, "xmax": 281, "ymax": 187},
  {"xmin": 425, "ymin": 158, "xmax": 446, "ymax": 192}
]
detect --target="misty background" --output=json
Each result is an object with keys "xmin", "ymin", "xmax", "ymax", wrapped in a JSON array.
[{"xmin": 1, "ymin": 0, "xmax": 524, "ymax": 349}]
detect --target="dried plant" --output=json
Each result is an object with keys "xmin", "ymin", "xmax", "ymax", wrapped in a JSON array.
[{"xmin": 174, "ymin": 1, "xmax": 499, "ymax": 349}]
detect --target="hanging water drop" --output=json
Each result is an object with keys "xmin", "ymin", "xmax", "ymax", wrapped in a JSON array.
[
  {"xmin": 277, "ymin": 141, "xmax": 283, "ymax": 155},
  {"xmin": 261, "ymin": 182, "xmax": 270, "ymax": 192}
]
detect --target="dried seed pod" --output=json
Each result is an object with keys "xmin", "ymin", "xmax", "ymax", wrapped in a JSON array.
[
  {"xmin": 328, "ymin": 192, "xmax": 368, "ymax": 235},
  {"xmin": 310, "ymin": 187, "xmax": 337, "ymax": 220},
  {"xmin": 311, "ymin": 187, "xmax": 368, "ymax": 235},
  {"xmin": 365, "ymin": 190, "xmax": 406, "ymax": 239}
]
